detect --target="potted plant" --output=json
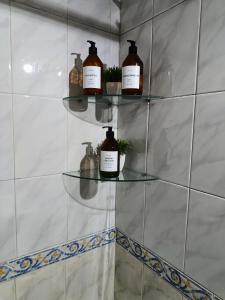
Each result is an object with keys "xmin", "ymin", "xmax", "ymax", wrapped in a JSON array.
[
  {"xmin": 117, "ymin": 139, "xmax": 129, "ymax": 171},
  {"xmin": 95, "ymin": 139, "xmax": 130, "ymax": 171},
  {"xmin": 103, "ymin": 66, "xmax": 122, "ymax": 95}
]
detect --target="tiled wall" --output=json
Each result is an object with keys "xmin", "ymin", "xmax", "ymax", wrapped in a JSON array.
[
  {"xmin": 0, "ymin": 0, "xmax": 119, "ymax": 297},
  {"xmin": 117, "ymin": 0, "xmax": 225, "ymax": 299}
]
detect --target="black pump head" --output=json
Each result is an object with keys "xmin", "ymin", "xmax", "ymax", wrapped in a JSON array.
[
  {"xmin": 87, "ymin": 40, "xmax": 97, "ymax": 55},
  {"xmin": 127, "ymin": 40, "xmax": 137, "ymax": 54},
  {"xmin": 103, "ymin": 126, "xmax": 114, "ymax": 138}
]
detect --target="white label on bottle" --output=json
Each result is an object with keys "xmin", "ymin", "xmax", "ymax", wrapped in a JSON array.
[
  {"xmin": 122, "ymin": 65, "xmax": 140, "ymax": 89},
  {"xmin": 83, "ymin": 66, "xmax": 101, "ymax": 89},
  {"xmin": 100, "ymin": 151, "xmax": 118, "ymax": 172}
]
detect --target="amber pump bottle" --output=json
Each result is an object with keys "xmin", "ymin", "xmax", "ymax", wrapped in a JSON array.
[
  {"xmin": 83, "ymin": 40, "xmax": 103, "ymax": 95},
  {"xmin": 100, "ymin": 126, "xmax": 120, "ymax": 178},
  {"xmin": 122, "ymin": 40, "xmax": 143, "ymax": 95}
]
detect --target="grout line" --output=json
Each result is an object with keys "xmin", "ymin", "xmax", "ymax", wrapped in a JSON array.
[{"xmin": 183, "ymin": 0, "xmax": 203, "ymax": 272}]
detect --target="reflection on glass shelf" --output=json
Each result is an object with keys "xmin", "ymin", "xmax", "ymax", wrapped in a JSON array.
[{"xmin": 63, "ymin": 169, "xmax": 157, "ymax": 182}]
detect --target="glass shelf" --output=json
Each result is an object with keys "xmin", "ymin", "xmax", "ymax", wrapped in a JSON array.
[
  {"xmin": 63, "ymin": 94, "xmax": 163, "ymax": 126},
  {"xmin": 63, "ymin": 169, "xmax": 157, "ymax": 182},
  {"xmin": 63, "ymin": 94, "xmax": 162, "ymax": 106}
]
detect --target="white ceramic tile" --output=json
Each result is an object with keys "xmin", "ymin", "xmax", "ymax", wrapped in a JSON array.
[
  {"xmin": 0, "ymin": 94, "xmax": 14, "ymax": 180},
  {"xmin": 116, "ymin": 182, "xmax": 145, "ymax": 244},
  {"xmin": 67, "ymin": 180, "xmax": 115, "ymax": 241},
  {"xmin": 110, "ymin": 0, "xmax": 120, "ymax": 34},
  {"xmin": 144, "ymin": 180, "xmax": 188, "ymax": 269},
  {"xmin": 0, "ymin": 1, "xmax": 11, "ymax": 93},
  {"xmin": 198, "ymin": 0, "xmax": 225, "ymax": 93},
  {"xmin": 115, "ymin": 245, "xmax": 142, "ymax": 300},
  {"xmin": 153, "ymin": 0, "xmax": 184, "ymax": 16},
  {"xmin": 14, "ymin": 0, "xmax": 68, "ymax": 18},
  {"xmin": 68, "ymin": 0, "xmax": 111, "ymax": 32},
  {"xmin": 118, "ymin": 102, "xmax": 148, "ymax": 172},
  {"xmin": 16, "ymin": 175, "xmax": 67, "ymax": 256},
  {"xmin": 148, "ymin": 96, "xmax": 194, "ymax": 186},
  {"xmin": 68, "ymin": 20, "xmax": 119, "ymax": 77},
  {"xmin": 0, "ymin": 180, "xmax": 16, "ymax": 262},
  {"xmin": 0, "ymin": 280, "xmax": 16, "ymax": 300},
  {"xmin": 186, "ymin": 190, "xmax": 225, "ymax": 299},
  {"xmin": 121, "ymin": 0, "xmax": 153, "ymax": 33},
  {"xmin": 143, "ymin": 266, "xmax": 182, "ymax": 300},
  {"xmin": 191, "ymin": 92, "xmax": 225, "ymax": 197},
  {"xmin": 151, "ymin": 0, "xmax": 200, "ymax": 97},
  {"xmin": 16, "ymin": 261, "xmax": 65, "ymax": 300},
  {"xmin": 66, "ymin": 244, "xmax": 115, "ymax": 300},
  {"xmin": 120, "ymin": 22, "xmax": 152, "ymax": 95},
  {"xmin": 13, "ymin": 95, "xmax": 66, "ymax": 178},
  {"xmin": 11, "ymin": 4, "xmax": 67, "ymax": 97}
]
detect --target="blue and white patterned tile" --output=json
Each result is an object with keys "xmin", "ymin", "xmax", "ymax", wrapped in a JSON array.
[
  {"xmin": 121, "ymin": 0, "xmax": 153, "ymax": 33},
  {"xmin": 0, "ymin": 94, "xmax": 14, "ymax": 180},
  {"xmin": 115, "ymin": 244, "xmax": 142, "ymax": 300},
  {"xmin": 144, "ymin": 181, "xmax": 188, "ymax": 270},
  {"xmin": 116, "ymin": 229, "xmax": 213, "ymax": 300},
  {"xmin": 11, "ymin": 4, "xmax": 67, "ymax": 97},
  {"xmin": 16, "ymin": 261, "xmax": 65, "ymax": 300},
  {"xmin": 16, "ymin": 175, "xmax": 67, "ymax": 256},
  {"xmin": 0, "ymin": 228, "xmax": 115, "ymax": 283},
  {"xmin": 66, "ymin": 243, "xmax": 115, "ymax": 300},
  {"xmin": 143, "ymin": 265, "xmax": 182, "ymax": 300},
  {"xmin": 185, "ymin": 190, "xmax": 225, "ymax": 299},
  {"xmin": 148, "ymin": 96, "xmax": 194, "ymax": 186},
  {"xmin": 0, "ymin": 279, "xmax": 15, "ymax": 300},
  {"xmin": 0, "ymin": 181, "xmax": 16, "ymax": 262},
  {"xmin": 0, "ymin": 1, "xmax": 11, "ymax": 93},
  {"xmin": 153, "ymin": 0, "xmax": 184, "ymax": 16},
  {"xmin": 151, "ymin": 0, "xmax": 200, "ymax": 97},
  {"xmin": 191, "ymin": 92, "xmax": 225, "ymax": 197},
  {"xmin": 120, "ymin": 21, "xmax": 152, "ymax": 95},
  {"xmin": 13, "ymin": 95, "xmax": 66, "ymax": 178},
  {"xmin": 197, "ymin": 0, "xmax": 225, "ymax": 93}
]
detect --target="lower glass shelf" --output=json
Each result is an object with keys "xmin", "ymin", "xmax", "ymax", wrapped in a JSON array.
[{"xmin": 62, "ymin": 169, "xmax": 157, "ymax": 182}]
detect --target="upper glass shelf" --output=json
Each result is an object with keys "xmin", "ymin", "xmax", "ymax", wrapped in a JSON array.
[
  {"xmin": 63, "ymin": 169, "xmax": 157, "ymax": 182},
  {"xmin": 63, "ymin": 94, "xmax": 163, "ymax": 127}
]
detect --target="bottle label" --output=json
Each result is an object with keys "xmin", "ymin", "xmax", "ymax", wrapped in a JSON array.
[
  {"xmin": 100, "ymin": 151, "xmax": 118, "ymax": 172},
  {"xmin": 122, "ymin": 66, "xmax": 140, "ymax": 89},
  {"xmin": 83, "ymin": 66, "xmax": 101, "ymax": 89}
]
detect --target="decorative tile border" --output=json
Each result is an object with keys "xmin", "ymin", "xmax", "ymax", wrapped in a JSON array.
[
  {"xmin": 116, "ymin": 229, "xmax": 217, "ymax": 300},
  {"xmin": 0, "ymin": 228, "xmax": 116, "ymax": 283}
]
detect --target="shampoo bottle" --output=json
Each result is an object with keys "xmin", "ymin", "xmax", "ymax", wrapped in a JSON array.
[
  {"xmin": 122, "ymin": 40, "xmax": 143, "ymax": 95},
  {"xmin": 69, "ymin": 53, "xmax": 83, "ymax": 97},
  {"xmin": 83, "ymin": 40, "xmax": 103, "ymax": 95},
  {"xmin": 100, "ymin": 127, "xmax": 120, "ymax": 178},
  {"xmin": 80, "ymin": 142, "xmax": 98, "ymax": 199}
]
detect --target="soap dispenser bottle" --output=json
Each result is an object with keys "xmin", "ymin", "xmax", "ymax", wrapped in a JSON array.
[
  {"xmin": 80, "ymin": 142, "xmax": 98, "ymax": 200},
  {"xmin": 122, "ymin": 40, "xmax": 143, "ymax": 95},
  {"xmin": 83, "ymin": 40, "xmax": 103, "ymax": 95},
  {"xmin": 69, "ymin": 53, "xmax": 83, "ymax": 97},
  {"xmin": 100, "ymin": 127, "xmax": 120, "ymax": 178}
]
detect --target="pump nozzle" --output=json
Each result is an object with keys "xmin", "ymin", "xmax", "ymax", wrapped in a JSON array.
[
  {"xmin": 102, "ymin": 126, "xmax": 114, "ymax": 138},
  {"xmin": 71, "ymin": 52, "xmax": 82, "ymax": 67},
  {"xmin": 127, "ymin": 40, "xmax": 137, "ymax": 54},
  {"xmin": 87, "ymin": 40, "xmax": 97, "ymax": 55},
  {"xmin": 82, "ymin": 142, "xmax": 93, "ymax": 155}
]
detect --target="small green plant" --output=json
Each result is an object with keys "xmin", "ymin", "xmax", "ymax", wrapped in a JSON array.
[
  {"xmin": 95, "ymin": 139, "xmax": 130, "ymax": 156},
  {"xmin": 117, "ymin": 139, "xmax": 130, "ymax": 155},
  {"xmin": 103, "ymin": 66, "xmax": 122, "ymax": 82}
]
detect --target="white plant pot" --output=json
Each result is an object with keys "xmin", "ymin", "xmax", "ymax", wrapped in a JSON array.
[
  {"xmin": 120, "ymin": 154, "xmax": 126, "ymax": 171},
  {"xmin": 106, "ymin": 82, "xmax": 122, "ymax": 95}
]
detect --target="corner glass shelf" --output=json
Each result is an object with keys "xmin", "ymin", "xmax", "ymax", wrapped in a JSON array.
[
  {"xmin": 63, "ymin": 94, "xmax": 163, "ymax": 127},
  {"xmin": 63, "ymin": 169, "xmax": 157, "ymax": 182}
]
